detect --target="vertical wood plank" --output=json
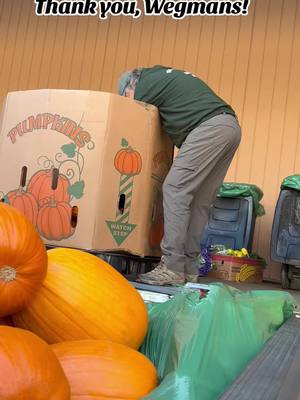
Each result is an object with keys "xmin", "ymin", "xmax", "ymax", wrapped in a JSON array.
[{"xmin": 259, "ymin": 0, "xmax": 298, "ymax": 280}]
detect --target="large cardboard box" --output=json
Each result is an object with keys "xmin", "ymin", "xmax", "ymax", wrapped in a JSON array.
[{"xmin": 0, "ymin": 90, "xmax": 173, "ymax": 256}]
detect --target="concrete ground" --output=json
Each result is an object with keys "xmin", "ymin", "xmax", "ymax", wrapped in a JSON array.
[{"xmin": 197, "ymin": 277, "xmax": 300, "ymax": 307}]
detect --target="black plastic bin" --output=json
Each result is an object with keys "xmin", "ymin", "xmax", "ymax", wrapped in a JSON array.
[
  {"xmin": 200, "ymin": 196, "xmax": 256, "ymax": 252},
  {"xmin": 94, "ymin": 251, "xmax": 160, "ymax": 277},
  {"xmin": 46, "ymin": 246, "xmax": 160, "ymax": 278},
  {"xmin": 271, "ymin": 188, "xmax": 300, "ymax": 289}
]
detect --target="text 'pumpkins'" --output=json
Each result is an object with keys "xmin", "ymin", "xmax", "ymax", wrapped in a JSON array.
[
  {"xmin": 52, "ymin": 340, "xmax": 158, "ymax": 400},
  {"xmin": 0, "ymin": 326, "xmax": 70, "ymax": 400},
  {"xmin": 0, "ymin": 203, "xmax": 47, "ymax": 317},
  {"xmin": 13, "ymin": 248, "xmax": 148, "ymax": 349}
]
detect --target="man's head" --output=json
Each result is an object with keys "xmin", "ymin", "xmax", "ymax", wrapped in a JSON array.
[
  {"xmin": 118, "ymin": 70, "xmax": 133, "ymax": 96},
  {"xmin": 118, "ymin": 68, "xmax": 142, "ymax": 98}
]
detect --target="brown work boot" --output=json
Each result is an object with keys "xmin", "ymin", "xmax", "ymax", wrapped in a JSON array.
[{"xmin": 138, "ymin": 258, "xmax": 185, "ymax": 286}]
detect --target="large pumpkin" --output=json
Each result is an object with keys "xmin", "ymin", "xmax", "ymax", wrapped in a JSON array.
[
  {"xmin": 114, "ymin": 147, "xmax": 142, "ymax": 176},
  {"xmin": 27, "ymin": 168, "xmax": 70, "ymax": 206},
  {"xmin": 13, "ymin": 248, "xmax": 148, "ymax": 348},
  {"xmin": 37, "ymin": 200, "xmax": 74, "ymax": 240},
  {"xmin": 7, "ymin": 188, "xmax": 39, "ymax": 225},
  {"xmin": 52, "ymin": 340, "xmax": 158, "ymax": 400},
  {"xmin": 0, "ymin": 203, "xmax": 47, "ymax": 317},
  {"xmin": 0, "ymin": 326, "xmax": 70, "ymax": 400}
]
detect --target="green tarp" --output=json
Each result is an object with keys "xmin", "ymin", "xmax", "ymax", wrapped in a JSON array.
[
  {"xmin": 217, "ymin": 182, "xmax": 265, "ymax": 216},
  {"xmin": 142, "ymin": 284, "xmax": 295, "ymax": 400},
  {"xmin": 281, "ymin": 174, "xmax": 300, "ymax": 192}
]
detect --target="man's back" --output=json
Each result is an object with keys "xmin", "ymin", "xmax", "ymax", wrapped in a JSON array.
[{"xmin": 134, "ymin": 65, "xmax": 235, "ymax": 147}]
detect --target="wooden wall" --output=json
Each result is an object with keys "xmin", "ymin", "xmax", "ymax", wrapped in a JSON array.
[{"xmin": 0, "ymin": 0, "xmax": 299, "ymax": 281}]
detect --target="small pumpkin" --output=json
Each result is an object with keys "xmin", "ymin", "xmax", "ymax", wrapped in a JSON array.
[
  {"xmin": 0, "ymin": 203, "xmax": 47, "ymax": 317},
  {"xmin": 13, "ymin": 248, "xmax": 148, "ymax": 349},
  {"xmin": 37, "ymin": 199, "xmax": 74, "ymax": 240},
  {"xmin": 0, "ymin": 326, "xmax": 70, "ymax": 400},
  {"xmin": 52, "ymin": 340, "xmax": 158, "ymax": 400},
  {"xmin": 27, "ymin": 168, "xmax": 70, "ymax": 206},
  {"xmin": 114, "ymin": 147, "xmax": 142, "ymax": 176},
  {"xmin": 7, "ymin": 188, "xmax": 39, "ymax": 225}
]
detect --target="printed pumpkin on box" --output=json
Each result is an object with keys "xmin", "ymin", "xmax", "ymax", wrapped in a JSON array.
[{"xmin": 2, "ymin": 141, "xmax": 85, "ymax": 241}]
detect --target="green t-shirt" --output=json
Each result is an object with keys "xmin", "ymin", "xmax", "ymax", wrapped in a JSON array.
[{"xmin": 134, "ymin": 65, "xmax": 236, "ymax": 148}]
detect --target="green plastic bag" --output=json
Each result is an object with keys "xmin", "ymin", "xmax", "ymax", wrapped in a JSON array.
[
  {"xmin": 281, "ymin": 174, "xmax": 300, "ymax": 191},
  {"xmin": 141, "ymin": 284, "xmax": 295, "ymax": 400},
  {"xmin": 217, "ymin": 182, "xmax": 265, "ymax": 216}
]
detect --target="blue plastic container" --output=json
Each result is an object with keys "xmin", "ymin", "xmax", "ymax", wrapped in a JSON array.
[
  {"xmin": 271, "ymin": 188, "xmax": 300, "ymax": 289},
  {"xmin": 200, "ymin": 196, "xmax": 256, "ymax": 251},
  {"xmin": 271, "ymin": 189, "xmax": 300, "ymax": 265}
]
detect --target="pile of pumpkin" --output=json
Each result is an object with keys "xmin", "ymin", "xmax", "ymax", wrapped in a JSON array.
[{"xmin": 0, "ymin": 203, "xmax": 158, "ymax": 399}]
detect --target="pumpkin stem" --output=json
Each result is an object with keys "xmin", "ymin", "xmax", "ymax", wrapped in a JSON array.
[{"xmin": 0, "ymin": 266, "xmax": 17, "ymax": 282}]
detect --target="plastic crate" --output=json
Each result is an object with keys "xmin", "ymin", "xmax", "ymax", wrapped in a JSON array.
[
  {"xmin": 94, "ymin": 251, "xmax": 160, "ymax": 276},
  {"xmin": 271, "ymin": 189, "xmax": 300, "ymax": 265},
  {"xmin": 46, "ymin": 246, "xmax": 160, "ymax": 277},
  {"xmin": 200, "ymin": 196, "xmax": 256, "ymax": 251}
]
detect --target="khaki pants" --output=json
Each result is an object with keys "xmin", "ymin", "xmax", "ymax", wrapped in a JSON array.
[{"xmin": 161, "ymin": 114, "xmax": 241, "ymax": 275}]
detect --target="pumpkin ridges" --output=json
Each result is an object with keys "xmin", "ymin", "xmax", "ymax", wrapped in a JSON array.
[
  {"xmin": 52, "ymin": 340, "xmax": 158, "ymax": 399},
  {"xmin": 13, "ymin": 248, "xmax": 148, "ymax": 348},
  {"xmin": 7, "ymin": 190, "xmax": 39, "ymax": 225},
  {"xmin": 114, "ymin": 148, "xmax": 142, "ymax": 176},
  {"xmin": 28, "ymin": 171, "xmax": 49, "ymax": 202},
  {"xmin": 48, "ymin": 207, "xmax": 61, "ymax": 239},
  {"xmin": 0, "ymin": 326, "xmax": 70, "ymax": 400},
  {"xmin": 123, "ymin": 151, "xmax": 133, "ymax": 173},
  {"xmin": 27, "ymin": 169, "xmax": 70, "ymax": 206},
  {"xmin": 132, "ymin": 152, "xmax": 138, "ymax": 174},
  {"xmin": 131, "ymin": 152, "xmax": 138, "ymax": 173},
  {"xmin": 24, "ymin": 193, "xmax": 35, "ymax": 223},
  {"xmin": 37, "ymin": 202, "xmax": 73, "ymax": 241},
  {"xmin": 59, "ymin": 203, "xmax": 72, "ymax": 237},
  {"xmin": 0, "ymin": 203, "xmax": 47, "ymax": 317},
  {"xmin": 13, "ymin": 285, "xmax": 94, "ymax": 344}
]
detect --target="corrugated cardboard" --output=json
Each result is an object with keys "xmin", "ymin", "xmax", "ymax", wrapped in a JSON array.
[
  {"xmin": 0, "ymin": 90, "xmax": 173, "ymax": 256},
  {"xmin": 209, "ymin": 254, "xmax": 263, "ymax": 283}
]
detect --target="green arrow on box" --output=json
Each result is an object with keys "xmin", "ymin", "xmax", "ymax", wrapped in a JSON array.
[{"xmin": 106, "ymin": 221, "xmax": 137, "ymax": 246}]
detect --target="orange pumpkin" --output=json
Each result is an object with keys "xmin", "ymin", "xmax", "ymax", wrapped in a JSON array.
[
  {"xmin": 0, "ymin": 326, "xmax": 70, "ymax": 400},
  {"xmin": 0, "ymin": 203, "xmax": 47, "ymax": 317},
  {"xmin": 7, "ymin": 188, "xmax": 39, "ymax": 225},
  {"xmin": 37, "ymin": 200, "xmax": 74, "ymax": 240},
  {"xmin": 114, "ymin": 147, "xmax": 142, "ymax": 176},
  {"xmin": 52, "ymin": 340, "xmax": 158, "ymax": 400},
  {"xmin": 27, "ymin": 168, "xmax": 70, "ymax": 207},
  {"xmin": 13, "ymin": 248, "xmax": 148, "ymax": 349}
]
